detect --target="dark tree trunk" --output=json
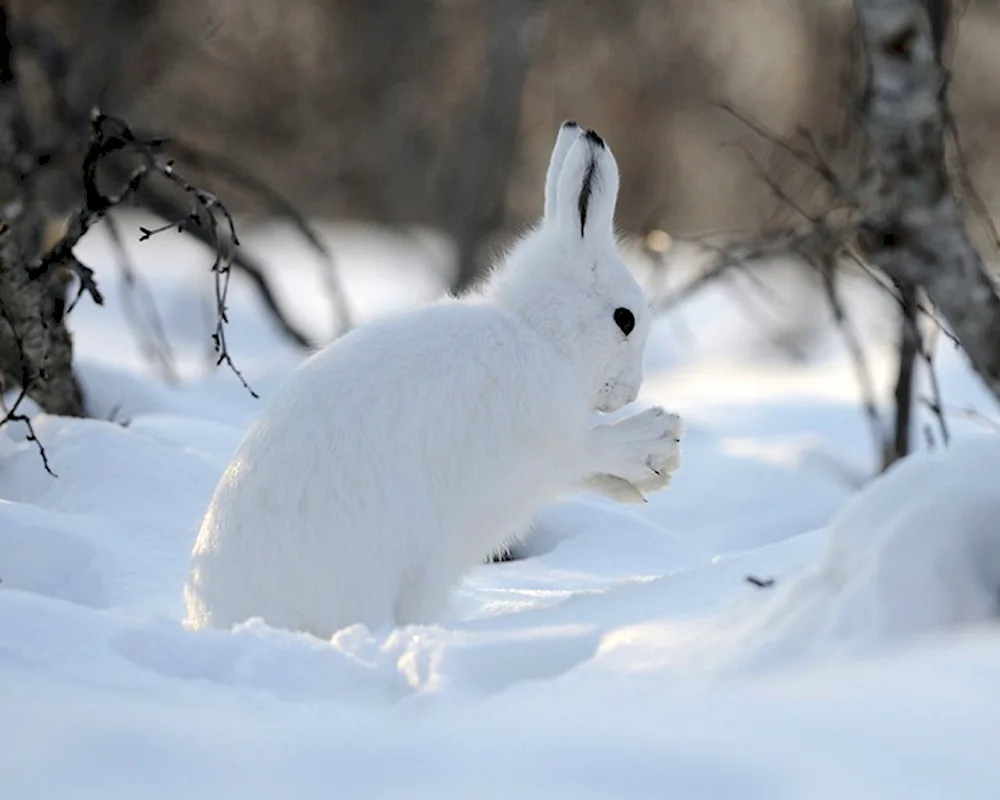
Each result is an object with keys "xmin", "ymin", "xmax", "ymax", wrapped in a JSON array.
[
  {"xmin": 888, "ymin": 282, "xmax": 919, "ymax": 467},
  {"xmin": 0, "ymin": 3, "xmax": 84, "ymax": 417},
  {"xmin": 446, "ymin": 0, "xmax": 542, "ymax": 295}
]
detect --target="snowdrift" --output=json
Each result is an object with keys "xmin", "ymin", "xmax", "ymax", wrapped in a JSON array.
[{"xmin": 2, "ymin": 219, "xmax": 1000, "ymax": 798}]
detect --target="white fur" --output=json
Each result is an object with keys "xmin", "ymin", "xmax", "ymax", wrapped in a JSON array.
[{"xmin": 184, "ymin": 123, "xmax": 683, "ymax": 638}]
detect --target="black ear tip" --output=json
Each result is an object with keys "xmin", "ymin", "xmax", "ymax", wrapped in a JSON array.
[
  {"xmin": 584, "ymin": 129, "xmax": 605, "ymax": 148},
  {"xmin": 561, "ymin": 120, "xmax": 579, "ymax": 129}
]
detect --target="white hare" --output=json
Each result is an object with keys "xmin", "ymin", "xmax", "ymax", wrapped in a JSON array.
[{"xmin": 184, "ymin": 123, "xmax": 683, "ymax": 638}]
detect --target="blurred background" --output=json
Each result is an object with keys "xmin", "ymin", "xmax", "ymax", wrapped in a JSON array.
[
  {"xmin": 17, "ymin": 0, "xmax": 1000, "ymax": 288},
  {"xmin": 9, "ymin": 0, "xmax": 1000, "ymax": 479}
]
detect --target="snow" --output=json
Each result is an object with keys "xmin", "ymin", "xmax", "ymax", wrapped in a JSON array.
[{"xmin": 2, "ymin": 214, "xmax": 1000, "ymax": 799}]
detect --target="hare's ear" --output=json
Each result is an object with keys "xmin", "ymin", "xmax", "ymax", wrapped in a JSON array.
[
  {"xmin": 554, "ymin": 128, "xmax": 620, "ymax": 242},
  {"xmin": 543, "ymin": 120, "xmax": 582, "ymax": 222}
]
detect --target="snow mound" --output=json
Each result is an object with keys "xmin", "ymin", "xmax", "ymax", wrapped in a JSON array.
[
  {"xmin": 0, "ymin": 500, "xmax": 105, "ymax": 607},
  {"xmin": 733, "ymin": 433, "xmax": 1000, "ymax": 668},
  {"xmin": 591, "ymin": 434, "xmax": 1000, "ymax": 681},
  {"xmin": 5, "ymin": 219, "xmax": 1000, "ymax": 797}
]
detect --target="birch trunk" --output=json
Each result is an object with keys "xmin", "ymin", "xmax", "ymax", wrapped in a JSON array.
[{"xmin": 855, "ymin": 0, "xmax": 1000, "ymax": 401}]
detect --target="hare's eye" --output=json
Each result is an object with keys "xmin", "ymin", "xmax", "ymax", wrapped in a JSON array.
[{"xmin": 613, "ymin": 307, "xmax": 635, "ymax": 336}]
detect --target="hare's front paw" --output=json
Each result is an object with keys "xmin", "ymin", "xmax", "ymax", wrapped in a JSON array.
[
  {"xmin": 634, "ymin": 408, "xmax": 683, "ymax": 492},
  {"xmin": 589, "ymin": 406, "xmax": 683, "ymax": 491}
]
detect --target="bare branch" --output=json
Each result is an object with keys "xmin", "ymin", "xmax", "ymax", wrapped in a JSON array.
[
  {"xmin": 151, "ymin": 137, "xmax": 353, "ymax": 338},
  {"xmin": 108, "ymin": 117, "xmax": 259, "ymax": 398},
  {"xmin": 918, "ymin": 312, "xmax": 950, "ymax": 446},
  {"xmin": 0, "ymin": 298, "xmax": 55, "ymax": 476},
  {"xmin": 819, "ymin": 255, "xmax": 889, "ymax": 466},
  {"xmin": 887, "ymin": 281, "xmax": 919, "ymax": 467},
  {"xmin": 28, "ymin": 109, "xmax": 259, "ymax": 399},
  {"xmin": 948, "ymin": 123, "xmax": 1000, "ymax": 263},
  {"xmin": 118, "ymin": 166, "xmax": 317, "ymax": 351},
  {"xmin": 731, "ymin": 142, "xmax": 819, "ymax": 225},
  {"xmin": 714, "ymin": 101, "xmax": 855, "ymax": 207},
  {"xmin": 927, "ymin": 401, "xmax": 1000, "ymax": 432}
]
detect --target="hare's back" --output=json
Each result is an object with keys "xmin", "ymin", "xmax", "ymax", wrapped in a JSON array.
[{"xmin": 255, "ymin": 302, "xmax": 563, "ymax": 473}]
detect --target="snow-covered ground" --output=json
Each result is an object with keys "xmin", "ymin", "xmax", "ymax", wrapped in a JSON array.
[{"xmin": 3, "ymin": 215, "xmax": 1000, "ymax": 799}]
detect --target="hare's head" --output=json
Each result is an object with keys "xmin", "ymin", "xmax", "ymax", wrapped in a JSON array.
[{"xmin": 496, "ymin": 122, "xmax": 651, "ymax": 413}]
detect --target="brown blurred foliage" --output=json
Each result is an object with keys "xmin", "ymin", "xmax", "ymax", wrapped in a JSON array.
[{"xmin": 12, "ymin": 0, "xmax": 1000, "ymax": 272}]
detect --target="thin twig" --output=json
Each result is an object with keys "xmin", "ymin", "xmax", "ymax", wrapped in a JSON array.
[
  {"xmin": 0, "ymin": 299, "xmax": 55, "ymax": 475},
  {"xmin": 843, "ymin": 248, "xmax": 961, "ymax": 347},
  {"xmin": 923, "ymin": 400, "xmax": 1000, "ymax": 432},
  {"xmin": 118, "ymin": 167, "xmax": 317, "ymax": 350},
  {"xmin": 714, "ymin": 100, "xmax": 858, "ymax": 208},
  {"xmin": 949, "ymin": 122, "xmax": 1000, "ymax": 262},
  {"xmin": 729, "ymin": 141, "xmax": 819, "ymax": 225},
  {"xmin": 105, "ymin": 212, "xmax": 178, "ymax": 382},
  {"xmin": 919, "ymin": 308, "xmax": 950, "ymax": 446},
  {"xmin": 154, "ymin": 137, "xmax": 353, "ymax": 337},
  {"xmin": 819, "ymin": 255, "xmax": 888, "ymax": 466}
]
